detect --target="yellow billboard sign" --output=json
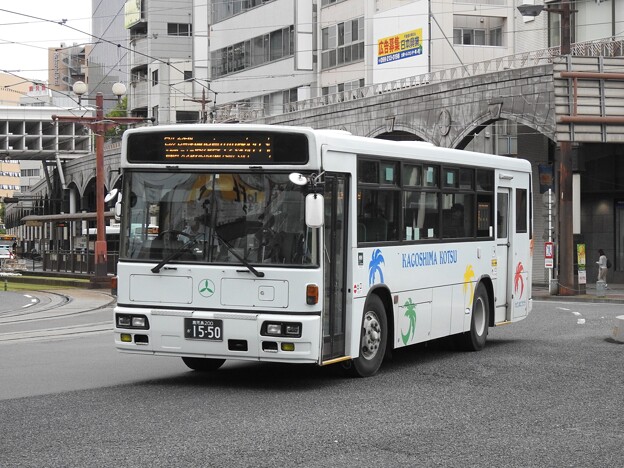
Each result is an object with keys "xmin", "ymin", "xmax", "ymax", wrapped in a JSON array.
[{"xmin": 377, "ymin": 28, "xmax": 423, "ymax": 65}]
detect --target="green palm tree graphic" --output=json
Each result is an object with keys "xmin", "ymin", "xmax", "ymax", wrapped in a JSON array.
[
  {"xmin": 401, "ymin": 298, "xmax": 417, "ymax": 345},
  {"xmin": 199, "ymin": 279, "xmax": 215, "ymax": 297}
]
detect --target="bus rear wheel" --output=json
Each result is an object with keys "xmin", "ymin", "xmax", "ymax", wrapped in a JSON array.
[
  {"xmin": 182, "ymin": 357, "xmax": 225, "ymax": 371},
  {"xmin": 459, "ymin": 283, "xmax": 489, "ymax": 351},
  {"xmin": 348, "ymin": 295, "xmax": 387, "ymax": 378}
]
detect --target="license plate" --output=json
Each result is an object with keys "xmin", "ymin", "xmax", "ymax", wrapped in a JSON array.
[{"xmin": 184, "ymin": 318, "xmax": 223, "ymax": 341}]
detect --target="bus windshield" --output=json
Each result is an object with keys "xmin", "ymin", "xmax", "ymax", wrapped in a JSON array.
[{"xmin": 121, "ymin": 171, "xmax": 316, "ymax": 266}]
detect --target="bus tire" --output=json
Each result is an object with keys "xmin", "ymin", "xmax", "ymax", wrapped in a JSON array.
[
  {"xmin": 348, "ymin": 295, "xmax": 387, "ymax": 377},
  {"xmin": 460, "ymin": 283, "xmax": 489, "ymax": 351},
  {"xmin": 182, "ymin": 357, "xmax": 225, "ymax": 372}
]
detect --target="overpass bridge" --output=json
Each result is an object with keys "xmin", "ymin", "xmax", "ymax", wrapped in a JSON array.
[{"xmin": 220, "ymin": 37, "xmax": 624, "ymax": 147}]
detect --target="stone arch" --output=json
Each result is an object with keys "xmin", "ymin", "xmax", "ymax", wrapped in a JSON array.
[
  {"xmin": 80, "ymin": 169, "xmax": 97, "ymax": 195},
  {"xmin": 83, "ymin": 177, "xmax": 97, "ymax": 213},
  {"xmin": 367, "ymin": 123, "xmax": 427, "ymax": 142},
  {"xmin": 451, "ymin": 111, "xmax": 556, "ymax": 150},
  {"xmin": 110, "ymin": 173, "xmax": 123, "ymax": 191}
]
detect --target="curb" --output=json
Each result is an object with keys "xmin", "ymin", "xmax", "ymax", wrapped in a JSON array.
[
  {"xmin": 0, "ymin": 273, "xmax": 92, "ymax": 289},
  {"xmin": 533, "ymin": 293, "xmax": 624, "ymax": 304}
]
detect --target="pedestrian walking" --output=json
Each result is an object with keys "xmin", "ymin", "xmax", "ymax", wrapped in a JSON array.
[{"xmin": 596, "ymin": 249, "xmax": 608, "ymax": 287}]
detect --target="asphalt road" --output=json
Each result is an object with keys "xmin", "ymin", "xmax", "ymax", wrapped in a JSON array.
[
  {"xmin": 0, "ymin": 298, "xmax": 622, "ymax": 467},
  {"xmin": 0, "ymin": 290, "xmax": 39, "ymax": 312}
]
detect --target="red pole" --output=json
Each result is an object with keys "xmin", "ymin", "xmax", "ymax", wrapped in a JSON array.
[{"xmin": 94, "ymin": 92, "xmax": 107, "ymax": 279}]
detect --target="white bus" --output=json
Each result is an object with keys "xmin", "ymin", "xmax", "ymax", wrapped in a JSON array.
[{"xmin": 114, "ymin": 125, "xmax": 532, "ymax": 377}]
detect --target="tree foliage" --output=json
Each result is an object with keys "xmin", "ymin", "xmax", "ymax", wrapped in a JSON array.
[{"xmin": 105, "ymin": 96, "xmax": 128, "ymax": 140}]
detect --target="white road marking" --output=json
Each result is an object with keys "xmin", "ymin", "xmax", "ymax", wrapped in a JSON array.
[
  {"xmin": 572, "ymin": 311, "xmax": 581, "ymax": 316},
  {"xmin": 558, "ymin": 307, "xmax": 571, "ymax": 311},
  {"xmin": 577, "ymin": 319, "xmax": 586, "ymax": 325}
]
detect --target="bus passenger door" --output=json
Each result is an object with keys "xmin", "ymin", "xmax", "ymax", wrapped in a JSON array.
[
  {"xmin": 495, "ymin": 189, "xmax": 510, "ymax": 323},
  {"xmin": 322, "ymin": 175, "xmax": 348, "ymax": 362}
]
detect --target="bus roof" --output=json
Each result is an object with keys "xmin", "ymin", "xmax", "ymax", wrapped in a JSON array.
[{"xmin": 122, "ymin": 124, "xmax": 532, "ymax": 173}]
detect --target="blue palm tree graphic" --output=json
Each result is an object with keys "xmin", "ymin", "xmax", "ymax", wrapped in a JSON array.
[{"xmin": 368, "ymin": 249, "xmax": 385, "ymax": 286}]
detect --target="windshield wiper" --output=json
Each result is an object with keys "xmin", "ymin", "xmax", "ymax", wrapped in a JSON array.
[
  {"xmin": 151, "ymin": 236, "xmax": 200, "ymax": 273},
  {"xmin": 213, "ymin": 231, "xmax": 265, "ymax": 278}
]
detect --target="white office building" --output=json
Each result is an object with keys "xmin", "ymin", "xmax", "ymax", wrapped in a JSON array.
[
  {"xmin": 188, "ymin": 0, "xmax": 621, "ymax": 122},
  {"xmin": 125, "ymin": 0, "xmax": 200, "ymax": 124}
]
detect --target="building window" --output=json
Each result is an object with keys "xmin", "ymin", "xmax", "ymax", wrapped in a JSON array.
[
  {"xmin": 453, "ymin": 16, "xmax": 504, "ymax": 47},
  {"xmin": 322, "ymin": 78, "xmax": 365, "ymax": 96},
  {"xmin": 176, "ymin": 111, "xmax": 199, "ymax": 123},
  {"xmin": 184, "ymin": 70, "xmax": 193, "ymax": 81},
  {"xmin": 321, "ymin": 17, "xmax": 364, "ymax": 70},
  {"xmin": 211, "ymin": 25, "xmax": 295, "ymax": 79},
  {"xmin": 167, "ymin": 23, "xmax": 192, "ymax": 37},
  {"xmin": 489, "ymin": 27, "xmax": 502, "ymax": 46},
  {"xmin": 212, "ymin": 0, "xmax": 275, "ymax": 24},
  {"xmin": 453, "ymin": 28, "xmax": 485, "ymax": 45},
  {"xmin": 152, "ymin": 70, "xmax": 158, "ymax": 86},
  {"xmin": 21, "ymin": 169, "xmax": 40, "ymax": 177}
]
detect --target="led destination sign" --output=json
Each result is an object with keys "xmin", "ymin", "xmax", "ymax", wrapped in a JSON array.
[
  {"xmin": 164, "ymin": 134, "xmax": 272, "ymax": 161},
  {"xmin": 127, "ymin": 130, "xmax": 309, "ymax": 165}
]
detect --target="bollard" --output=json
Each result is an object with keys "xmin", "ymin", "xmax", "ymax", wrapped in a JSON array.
[
  {"xmin": 4, "ymin": 279, "xmax": 7, "ymax": 291},
  {"xmin": 612, "ymin": 315, "xmax": 624, "ymax": 343},
  {"xmin": 596, "ymin": 280, "xmax": 606, "ymax": 297}
]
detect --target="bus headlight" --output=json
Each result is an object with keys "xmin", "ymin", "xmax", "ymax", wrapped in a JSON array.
[
  {"xmin": 132, "ymin": 316, "xmax": 146, "ymax": 328},
  {"xmin": 116, "ymin": 313, "xmax": 149, "ymax": 330},
  {"xmin": 266, "ymin": 324, "xmax": 282, "ymax": 335},
  {"xmin": 262, "ymin": 321, "xmax": 302, "ymax": 338}
]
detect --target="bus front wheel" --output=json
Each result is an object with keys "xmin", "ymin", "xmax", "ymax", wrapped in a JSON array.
[
  {"xmin": 348, "ymin": 295, "xmax": 387, "ymax": 378},
  {"xmin": 182, "ymin": 357, "xmax": 225, "ymax": 372},
  {"xmin": 460, "ymin": 283, "xmax": 489, "ymax": 351}
]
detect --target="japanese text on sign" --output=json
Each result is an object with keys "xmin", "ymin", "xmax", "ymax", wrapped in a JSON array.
[
  {"xmin": 163, "ymin": 135, "xmax": 272, "ymax": 161},
  {"xmin": 377, "ymin": 28, "xmax": 423, "ymax": 65}
]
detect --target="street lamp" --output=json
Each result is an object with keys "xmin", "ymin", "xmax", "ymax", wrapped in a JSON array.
[
  {"xmin": 52, "ymin": 81, "xmax": 147, "ymax": 285},
  {"xmin": 518, "ymin": 1, "xmax": 576, "ymax": 295}
]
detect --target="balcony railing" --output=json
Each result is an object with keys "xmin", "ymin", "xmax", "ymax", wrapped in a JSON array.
[{"xmin": 214, "ymin": 36, "xmax": 624, "ymax": 123}]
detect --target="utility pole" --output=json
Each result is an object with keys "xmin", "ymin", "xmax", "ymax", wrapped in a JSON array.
[
  {"xmin": 518, "ymin": 0, "xmax": 575, "ymax": 295},
  {"xmin": 184, "ymin": 88, "xmax": 213, "ymax": 123},
  {"xmin": 557, "ymin": 0, "xmax": 575, "ymax": 295},
  {"xmin": 52, "ymin": 88, "xmax": 147, "ymax": 285}
]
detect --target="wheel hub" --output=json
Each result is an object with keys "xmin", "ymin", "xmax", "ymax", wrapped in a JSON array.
[{"xmin": 362, "ymin": 312, "xmax": 381, "ymax": 360}]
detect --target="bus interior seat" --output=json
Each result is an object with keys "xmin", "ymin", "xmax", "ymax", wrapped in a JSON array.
[
  {"xmin": 277, "ymin": 232, "xmax": 302, "ymax": 263},
  {"xmin": 362, "ymin": 217, "xmax": 387, "ymax": 242}
]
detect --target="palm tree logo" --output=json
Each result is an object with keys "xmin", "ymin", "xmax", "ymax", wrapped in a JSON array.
[
  {"xmin": 401, "ymin": 298, "xmax": 417, "ymax": 345},
  {"xmin": 368, "ymin": 249, "xmax": 385, "ymax": 286},
  {"xmin": 463, "ymin": 265, "xmax": 476, "ymax": 308},
  {"xmin": 198, "ymin": 279, "xmax": 215, "ymax": 297},
  {"xmin": 514, "ymin": 262, "xmax": 525, "ymax": 298}
]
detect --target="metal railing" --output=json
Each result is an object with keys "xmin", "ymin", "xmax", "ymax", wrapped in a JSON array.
[
  {"xmin": 214, "ymin": 36, "xmax": 624, "ymax": 122},
  {"xmin": 42, "ymin": 250, "xmax": 118, "ymax": 275}
]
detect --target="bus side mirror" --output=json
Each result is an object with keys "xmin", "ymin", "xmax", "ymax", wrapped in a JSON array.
[
  {"xmin": 305, "ymin": 193, "xmax": 324, "ymax": 228},
  {"xmin": 114, "ymin": 192, "xmax": 123, "ymax": 221}
]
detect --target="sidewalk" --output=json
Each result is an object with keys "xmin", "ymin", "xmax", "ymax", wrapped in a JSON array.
[{"xmin": 533, "ymin": 282, "xmax": 624, "ymax": 304}]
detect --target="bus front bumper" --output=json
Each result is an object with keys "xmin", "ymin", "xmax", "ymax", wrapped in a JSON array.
[{"xmin": 113, "ymin": 306, "xmax": 321, "ymax": 364}]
